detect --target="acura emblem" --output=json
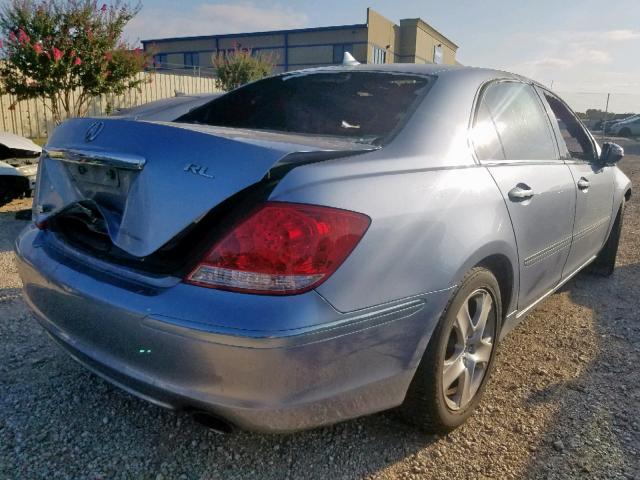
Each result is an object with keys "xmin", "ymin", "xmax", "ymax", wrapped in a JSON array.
[{"xmin": 85, "ymin": 121, "xmax": 105, "ymax": 142}]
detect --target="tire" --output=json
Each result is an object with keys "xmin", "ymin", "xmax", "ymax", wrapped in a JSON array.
[
  {"xmin": 588, "ymin": 201, "xmax": 624, "ymax": 277},
  {"xmin": 619, "ymin": 127, "xmax": 631, "ymax": 137},
  {"xmin": 0, "ymin": 177, "xmax": 16, "ymax": 207},
  {"xmin": 399, "ymin": 267, "xmax": 502, "ymax": 433},
  {"xmin": 0, "ymin": 176, "xmax": 27, "ymax": 207}
]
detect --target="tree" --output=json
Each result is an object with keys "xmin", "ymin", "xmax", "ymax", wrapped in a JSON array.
[
  {"xmin": 0, "ymin": 0, "xmax": 148, "ymax": 123},
  {"xmin": 213, "ymin": 46, "xmax": 273, "ymax": 92}
]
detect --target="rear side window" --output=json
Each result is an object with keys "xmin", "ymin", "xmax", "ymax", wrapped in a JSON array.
[
  {"xmin": 177, "ymin": 72, "xmax": 432, "ymax": 145},
  {"xmin": 475, "ymin": 82, "xmax": 557, "ymax": 161},
  {"xmin": 542, "ymin": 92, "xmax": 596, "ymax": 162},
  {"xmin": 472, "ymin": 98, "xmax": 506, "ymax": 161}
]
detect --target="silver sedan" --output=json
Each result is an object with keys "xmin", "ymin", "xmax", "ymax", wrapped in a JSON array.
[{"xmin": 15, "ymin": 64, "xmax": 631, "ymax": 433}]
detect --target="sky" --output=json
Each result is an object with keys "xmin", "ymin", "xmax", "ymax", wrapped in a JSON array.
[{"xmin": 123, "ymin": 0, "xmax": 640, "ymax": 112}]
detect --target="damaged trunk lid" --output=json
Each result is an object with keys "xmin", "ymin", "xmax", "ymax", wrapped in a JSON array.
[{"xmin": 37, "ymin": 118, "xmax": 375, "ymax": 258}]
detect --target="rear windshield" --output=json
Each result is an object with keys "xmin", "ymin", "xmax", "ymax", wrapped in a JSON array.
[{"xmin": 177, "ymin": 71, "xmax": 431, "ymax": 145}]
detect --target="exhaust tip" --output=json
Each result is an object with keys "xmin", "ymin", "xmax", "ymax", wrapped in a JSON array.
[{"xmin": 190, "ymin": 411, "xmax": 234, "ymax": 434}]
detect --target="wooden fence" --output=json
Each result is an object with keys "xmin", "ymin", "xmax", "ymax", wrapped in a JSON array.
[{"xmin": 0, "ymin": 71, "xmax": 221, "ymax": 139}]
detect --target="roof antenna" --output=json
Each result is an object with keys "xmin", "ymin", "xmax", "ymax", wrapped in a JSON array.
[{"xmin": 342, "ymin": 51, "xmax": 360, "ymax": 66}]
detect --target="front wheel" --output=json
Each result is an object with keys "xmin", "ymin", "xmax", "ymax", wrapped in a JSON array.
[{"xmin": 400, "ymin": 267, "xmax": 502, "ymax": 433}]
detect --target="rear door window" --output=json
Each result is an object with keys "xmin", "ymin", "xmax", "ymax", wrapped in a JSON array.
[
  {"xmin": 476, "ymin": 81, "xmax": 558, "ymax": 161},
  {"xmin": 177, "ymin": 72, "xmax": 432, "ymax": 145},
  {"xmin": 471, "ymin": 97, "xmax": 506, "ymax": 161}
]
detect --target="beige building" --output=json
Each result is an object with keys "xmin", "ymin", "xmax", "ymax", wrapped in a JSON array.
[{"xmin": 142, "ymin": 8, "xmax": 458, "ymax": 74}]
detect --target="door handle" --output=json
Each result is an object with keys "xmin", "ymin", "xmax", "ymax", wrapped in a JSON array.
[
  {"xmin": 577, "ymin": 178, "xmax": 590, "ymax": 191},
  {"xmin": 508, "ymin": 184, "xmax": 535, "ymax": 200}
]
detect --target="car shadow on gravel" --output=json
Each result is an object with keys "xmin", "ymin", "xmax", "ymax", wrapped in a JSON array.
[
  {"xmin": 521, "ymin": 264, "xmax": 640, "ymax": 479},
  {"xmin": 0, "ymin": 210, "xmax": 28, "ymax": 254},
  {"xmin": 0, "ymin": 289, "xmax": 438, "ymax": 480}
]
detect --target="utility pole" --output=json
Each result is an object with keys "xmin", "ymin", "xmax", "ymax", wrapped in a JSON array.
[{"xmin": 602, "ymin": 93, "xmax": 610, "ymax": 144}]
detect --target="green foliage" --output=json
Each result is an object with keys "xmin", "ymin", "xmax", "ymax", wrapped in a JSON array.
[
  {"xmin": 213, "ymin": 46, "xmax": 273, "ymax": 92},
  {"xmin": 0, "ymin": 0, "xmax": 149, "ymax": 122}
]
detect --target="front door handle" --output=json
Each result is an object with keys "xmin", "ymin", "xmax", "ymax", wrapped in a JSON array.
[
  {"xmin": 508, "ymin": 184, "xmax": 535, "ymax": 200},
  {"xmin": 577, "ymin": 178, "xmax": 590, "ymax": 191}
]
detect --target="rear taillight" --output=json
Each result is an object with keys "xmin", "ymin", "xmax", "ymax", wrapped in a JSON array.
[{"xmin": 185, "ymin": 202, "xmax": 370, "ymax": 295}]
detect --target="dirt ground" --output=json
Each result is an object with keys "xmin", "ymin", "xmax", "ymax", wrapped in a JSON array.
[{"xmin": 1, "ymin": 141, "xmax": 638, "ymax": 480}]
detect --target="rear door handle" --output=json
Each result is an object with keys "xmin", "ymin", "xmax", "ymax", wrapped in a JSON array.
[
  {"xmin": 508, "ymin": 184, "xmax": 535, "ymax": 200},
  {"xmin": 577, "ymin": 178, "xmax": 590, "ymax": 191}
]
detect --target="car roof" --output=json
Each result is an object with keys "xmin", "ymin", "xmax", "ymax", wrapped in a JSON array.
[{"xmin": 278, "ymin": 63, "xmax": 539, "ymax": 88}]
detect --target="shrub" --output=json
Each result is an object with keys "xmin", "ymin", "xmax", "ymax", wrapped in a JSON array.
[{"xmin": 213, "ymin": 46, "xmax": 273, "ymax": 91}]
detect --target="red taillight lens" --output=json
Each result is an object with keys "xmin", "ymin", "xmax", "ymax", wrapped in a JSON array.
[{"xmin": 185, "ymin": 202, "xmax": 370, "ymax": 295}]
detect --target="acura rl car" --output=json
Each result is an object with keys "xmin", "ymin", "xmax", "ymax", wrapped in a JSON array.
[{"xmin": 15, "ymin": 64, "xmax": 631, "ymax": 433}]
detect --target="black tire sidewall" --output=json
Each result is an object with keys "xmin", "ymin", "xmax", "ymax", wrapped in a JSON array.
[{"xmin": 429, "ymin": 268, "xmax": 502, "ymax": 429}]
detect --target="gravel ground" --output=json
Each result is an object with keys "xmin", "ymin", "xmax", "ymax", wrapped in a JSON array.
[{"xmin": 1, "ymin": 143, "xmax": 639, "ymax": 480}]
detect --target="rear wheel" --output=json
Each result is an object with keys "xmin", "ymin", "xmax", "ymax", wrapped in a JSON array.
[
  {"xmin": 588, "ymin": 201, "xmax": 624, "ymax": 277},
  {"xmin": 619, "ymin": 127, "xmax": 631, "ymax": 137},
  {"xmin": 400, "ymin": 267, "xmax": 501, "ymax": 433}
]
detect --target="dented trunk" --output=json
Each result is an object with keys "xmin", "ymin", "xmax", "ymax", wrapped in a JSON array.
[{"xmin": 36, "ymin": 118, "xmax": 375, "ymax": 259}]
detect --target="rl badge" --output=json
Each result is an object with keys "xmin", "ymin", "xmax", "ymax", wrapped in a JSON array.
[{"xmin": 184, "ymin": 163, "xmax": 214, "ymax": 179}]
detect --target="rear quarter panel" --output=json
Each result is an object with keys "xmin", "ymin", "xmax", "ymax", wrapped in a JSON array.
[{"xmin": 270, "ymin": 155, "xmax": 519, "ymax": 316}]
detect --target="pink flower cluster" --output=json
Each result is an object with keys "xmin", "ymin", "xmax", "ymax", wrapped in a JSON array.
[
  {"xmin": 18, "ymin": 28, "xmax": 30, "ymax": 45},
  {"xmin": 4, "ymin": 25, "xmax": 84, "ymax": 66}
]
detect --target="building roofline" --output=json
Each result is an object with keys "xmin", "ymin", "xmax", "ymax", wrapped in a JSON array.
[
  {"xmin": 142, "ymin": 23, "xmax": 367, "ymax": 45},
  {"xmin": 400, "ymin": 18, "xmax": 459, "ymax": 50}
]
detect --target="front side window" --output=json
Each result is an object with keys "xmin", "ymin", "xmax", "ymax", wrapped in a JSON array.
[
  {"xmin": 542, "ymin": 91, "xmax": 596, "ymax": 162},
  {"xmin": 475, "ymin": 81, "xmax": 557, "ymax": 161},
  {"xmin": 178, "ymin": 72, "xmax": 431, "ymax": 145}
]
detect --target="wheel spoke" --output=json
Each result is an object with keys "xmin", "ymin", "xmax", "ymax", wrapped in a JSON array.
[
  {"xmin": 455, "ymin": 301, "xmax": 472, "ymax": 341},
  {"xmin": 443, "ymin": 355, "xmax": 465, "ymax": 391},
  {"xmin": 472, "ymin": 338, "xmax": 493, "ymax": 364},
  {"xmin": 458, "ymin": 363, "xmax": 474, "ymax": 407},
  {"xmin": 474, "ymin": 291, "xmax": 493, "ymax": 338}
]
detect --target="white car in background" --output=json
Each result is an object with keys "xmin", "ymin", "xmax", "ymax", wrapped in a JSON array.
[
  {"xmin": 0, "ymin": 132, "xmax": 41, "ymax": 207},
  {"xmin": 608, "ymin": 116, "xmax": 640, "ymax": 137}
]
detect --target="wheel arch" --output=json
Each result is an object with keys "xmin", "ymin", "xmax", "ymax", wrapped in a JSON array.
[
  {"xmin": 451, "ymin": 241, "xmax": 519, "ymax": 323},
  {"xmin": 476, "ymin": 253, "xmax": 515, "ymax": 325}
]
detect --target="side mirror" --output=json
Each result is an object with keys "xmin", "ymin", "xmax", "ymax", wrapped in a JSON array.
[{"xmin": 600, "ymin": 142, "xmax": 624, "ymax": 165}]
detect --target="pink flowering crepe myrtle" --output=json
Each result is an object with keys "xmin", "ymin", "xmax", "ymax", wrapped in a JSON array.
[
  {"xmin": 0, "ymin": 0, "xmax": 148, "ymax": 122},
  {"xmin": 52, "ymin": 47, "xmax": 63, "ymax": 62}
]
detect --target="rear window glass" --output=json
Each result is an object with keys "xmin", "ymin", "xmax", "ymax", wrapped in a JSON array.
[{"xmin": 177, "ymin": 72, "xmax": 432, "ymax": 145}]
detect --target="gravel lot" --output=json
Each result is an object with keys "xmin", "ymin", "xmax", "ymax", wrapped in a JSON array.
[{"xmin": 1, "ymin": 140, "xmax": 639, "ymax": 480}]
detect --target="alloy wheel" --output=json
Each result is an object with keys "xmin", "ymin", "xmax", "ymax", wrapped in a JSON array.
[{"xmin": 442, "ymin": 288, "xmax": 496, "ymax": 411}]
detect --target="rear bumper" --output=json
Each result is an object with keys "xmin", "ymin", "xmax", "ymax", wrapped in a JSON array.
[{"xmin": 15, "ymin": 226, "xmax": 452, "ymax": 432}]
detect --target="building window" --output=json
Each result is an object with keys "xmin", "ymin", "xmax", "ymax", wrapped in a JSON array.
[
  {"xmin": 372, "ymin": 46, "xmax": 386, "ymax": 64},
  {"xmin": 333, "ymin": 44, "xmax": 354, "ymax": 63},
  {"xmin": 184, "ymin": 52, "xmax": 199, "ymax": 68},
  {"xmin": 154, "ymin": 53, "xmax": 167, "ymax": 69}
]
